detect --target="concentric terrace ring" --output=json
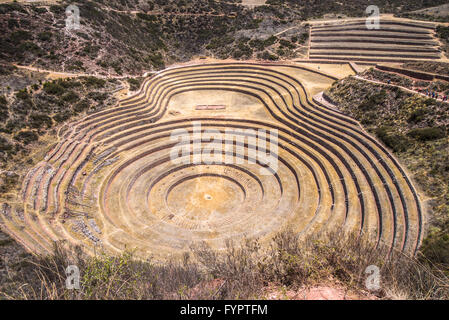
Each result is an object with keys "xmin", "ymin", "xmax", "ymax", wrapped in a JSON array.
[{"xmin": 0, "ymin": 62, "xmax": 423, "ymax": 260}]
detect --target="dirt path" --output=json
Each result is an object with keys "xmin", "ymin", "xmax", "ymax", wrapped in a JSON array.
[
  {"xmin": 274, "ymin": 26, "xmax": 299, "ymax": 37},
  {"xmin": 354, "ymin": 75, "xmax": 448, "ymax": 103},
  {"xmin": 12, "ymin": 64, "xmax": 153, "ymax": 80},
  {"xmin": 11, "ymin": 64, "xmax": 150, "ymax": 98},
  {"xmin": 100, "ymin": 7, "xmax": 232, "ymax": 18},
  {"xmin": 405, "ymin": 3, "xmax": 449, "ymax": 21}
]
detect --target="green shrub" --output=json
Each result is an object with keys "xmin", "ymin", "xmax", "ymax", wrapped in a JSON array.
[
  {"xmin": 49, "ymin": 5, "xmax": 64, "ymax": 14},
  {"xmin": 0, "ymin": 64, "xmax": 16, "ymax": 76},
  {"xmin": 38, "ymin": 31, "xmax": 53, "ymax": 42},
  {"xmin": 14, "ymin": 130, "xmax": 38, "ymax": 145},
  {"xmin": 358, "ymin": 90, "xmax": 387, "ymax": 111},
  {"xmin": 60, "ymin": 79, "xmax": 82, "ymax": 89},
  {"xmin": 263, "ymin": 35, "xmax": 278, "ymax": 47},
  {"xmin": 375, "ymin": 126, "xmax": 411, "ymax": 152},
  {"xmin": 10, "ymin": 30, "xmax": 32, "ymax": 44},
  {"xmin": 0, "ymin": 171, "xmax": 19, "ymax": 193},
  {"xmin": 4, "ymin": 230, "xmax": 448, "ymax": 300},
  {"xmin": 437, "ymin": 25, "xmax": 449, "ymax": 41},
  {"xmin": 32, "ymin": 6, "xmax": 47, "ymax": 14},
  {"xmin": 5, "ymin": 118, "xmax": 25, "ymax": 133},
  {"xmin": 88, "ymin": 92, "xmax": 107, "ymax": 103},
  {"xmin": 28, "ymin": 112, "xmax": 52, "ymax": 129},
  {"xmin": 53, "ymin": 112, "xmax": 72, "ymax": 123},
  {"xmin": 127, "ymin": 78, "xmax": 142, "ymax": 91},
  {"xmin": 66, "ymin": 60, "xmax": 85, "ymax": 71},
  {"xmin": 276, "ymin": 48, "xmax": 285, "ymax": 56},
  {"xmin": 279, "ymin": 39, "xmax": 295, "ymax": 49},
  {"xmin": 82, "ymin": 44, "xmax": 100, "ymax": 57},
  {"xmin": 407, "ymin": 127, "xmax": 445, "ymax": 141},
  {"xmin": 258, "ymin": 51, "xmax": 278, "ymax": 61},
  {"xmin": 147, "ymin": 52, "xmax": 165, "ymax": 69},
  {"xmin": 408, "ymin": 108, "xmax": 428, "ymax": 124},
  {"xmin": 421, "ymin": 231, "xmax": 449, "ymax": 266},
  {"xmin": 17, "ymin": 41, "xmax": 41, "ymax": 54},
  {"xmin": 0, "ymin": 135, "xmax": 13, "ymax": 153},
  {"xmin": 43, "ymin": 82, "xmax": 64, "ymax": 95},
  {"xmin": 62, "ymin": 91, "xmax": 80, "ymax": 103},
  {"xmin": 73, "ymin": 99, "xmax": 90, "ymax": 113},
  {"xmin": 84, "ymin": 77, "xmax": 106, "ymax": 89},
  {"xmin": 7, "ymin": 18, "xmax": 19, "ymax": 29},
  {"xmin": 0, "ymin": 3, "xmax": 26, "ymax": 14},
  {"xmin": 249, "ymin": 38, "xmax": 265, "ymax": 51},
  {"xmin": 15, "ymin": 89, "xmax": 30, "ymax": 101}
]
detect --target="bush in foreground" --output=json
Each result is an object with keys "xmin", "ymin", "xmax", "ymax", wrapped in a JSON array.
[{"xmin": 1, "ymin": 231, "xmax": 447, "ymax": 300}]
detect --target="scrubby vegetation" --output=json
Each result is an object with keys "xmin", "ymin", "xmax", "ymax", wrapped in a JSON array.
[
  {"xmin": 278, "ymin": 0, "xmax": 449, "ymax": 17},
  {"xmin": 326, "ymin": 76, "xmax": 449, "ymax": 266},
  {"xmin": 361, "ymin": 68, "xmax": 449, "ymax": 95},
  {"xmin": 0, "ymin": 64, "xmax": 49, "ymax": 95},
  {"xmin": 395, "ymin": 2, "xmax": 449, "ymax": 23},
  {"xmin": 0, "ymin": 75, "xmax": 122, "ymax": 195},
  {"xmin": 1, "ymin": 230, "xmax": 447, "ymax": 300},
  {"xmin": 436, "ymin": 25, "xmax": 449, "ymax": 56},
  {"xmin": 1, "ymin": 0, "xmax": 446, "ymax": 76},
  {"xmin": 401, "ymin": 14, "xmax": 449, "ymax": 22},
  {"xmin": 0, "ymin": 0, "xmax": 303, "ymax": 74},
  {"xmin": 402, "ymin": 61, "xmax": 449, "ymax": 76},
  {"xmin": 126, "ymin": 77, "xmax": 144, "ymax": 92}
]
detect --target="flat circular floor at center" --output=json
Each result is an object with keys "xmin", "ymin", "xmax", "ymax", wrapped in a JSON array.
[{"xmin": 166, "ymin": 175, "xmax": 245, "ymax": 221}]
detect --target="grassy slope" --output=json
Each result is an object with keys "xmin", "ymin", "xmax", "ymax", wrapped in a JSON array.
[{"xmin": 326, "ymin": 75, "xmax": 449, "ymax": 266}]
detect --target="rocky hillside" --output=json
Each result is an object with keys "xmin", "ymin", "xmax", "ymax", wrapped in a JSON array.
[
  {"xmin": 0, "ymin": 69, "xmax": 123, "ymax": 195},
  {"xmin": 1, "ymin": 0, "xmax": 447, "ymax": 76},
  {"xmin": 0, "ymin": 0, "xmax": 306, "ymax": 75},
  {"xmin": 326, "ymin": 74, "xmax": 449, "ymax": 266}
]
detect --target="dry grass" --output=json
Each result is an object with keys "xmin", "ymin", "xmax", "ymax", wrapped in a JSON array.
[{"xmin": 1, "ymin": 230, "xmax": 447, "ymax": 300}]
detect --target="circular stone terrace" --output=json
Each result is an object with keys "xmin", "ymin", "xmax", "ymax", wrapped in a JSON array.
[{"xmin": 0, "ymin": 62, "xmax": 424, "ymax": 260}]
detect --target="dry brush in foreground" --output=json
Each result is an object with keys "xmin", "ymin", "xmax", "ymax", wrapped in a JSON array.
[{"xmin": 1, "ymin": 230, "xmax": 447, "ymax": 300}]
